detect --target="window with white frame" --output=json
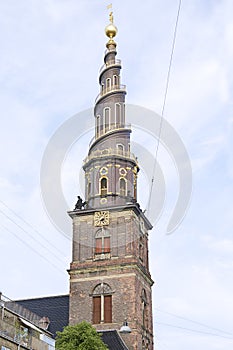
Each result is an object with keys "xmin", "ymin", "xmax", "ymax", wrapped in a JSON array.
[
  {"xmin": 113, "ymin": 75, "xmax": 118, "ymax": 87},
  {"xmin": 95, "ymin": 228, "xmax": 110, "ymax": 254},
  {"xmin": 106, "ymin": 77, "xmax": 111, "ymax": 90},
  {"xmin": 115, "ymin": 103, "xmax": 121, "ymax": 126},
  {"xmin": 104, "ymin": 108, "xmax": 110, "ymax": 132},
  {"xmin": 117, "ymin": 144, "xmax": 124, "ymax": 154},
  {"xmin": 92, "ymin": 283, "xmax": 112, "ymax": 324}
]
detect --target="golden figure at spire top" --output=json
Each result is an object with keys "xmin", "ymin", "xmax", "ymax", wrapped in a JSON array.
[
  {"xmin": 109, "ymin": 11, "xmax": 113, "ymax": 23},
  {"xmin": 105, "ymin": 4, "xmax": 118, "ymax": 45}
]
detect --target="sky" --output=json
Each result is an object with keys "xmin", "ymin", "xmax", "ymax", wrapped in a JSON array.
[{"xmin": 0, "ymin": 0, "xmax": 233, "ymax": 349}]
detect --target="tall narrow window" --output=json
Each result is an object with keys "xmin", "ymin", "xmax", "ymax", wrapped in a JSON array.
[
  {"xmin": 100, "ymin": 177, "xmax": 108, "ymax": 196},
  {"xmin": 95, "ymin": 229, "xmax": 110, "ymax": 254},
  {"xmin": 100, "ymin": 115, "xmax": 104, "ymax": 136},
  {"xmin": 88, "ymin": 182, "xmax": 91, "ymax": 197},
  {"xmin": 120, "ymin": 178, "xmax": 126, "ymax": 196},
  {"xmin": 142, "ymin": 289, "xmax": 148, "ymax": 328},
  {"xmin": 106, "ymin": 78, "xmax": 111, "ymax": 90},
  {"xmin": 139, "ymin": 237, "xmax": 144, "ymax": 261},
  {"xmin": 92, "ymin": 283, "xmax": 113, "ymax": 324},
  {"xmin": 113, "ymin": 75, "xmax": 118, "ymax": 87},
  {"xmin": 104, "ymin": 295, "xmax": 112, "ymax": 323},
  {"xmin": 104, "ymin": 108, "xmax": 110, "ymax": 132},
  {"xmin": 96, "ymin": 115, "xmax": 100, "ymax": 137},
  {"xmin": 93, "ymin": 296, "xmax": 101, "ymax": 324},
  {"xmin": 115, "ymin": 103, "xmax": 121, "ymax": 127}
]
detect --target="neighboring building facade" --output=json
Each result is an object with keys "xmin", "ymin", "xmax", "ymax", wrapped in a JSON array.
[
  {"xmin": 68, "ymin": 14, "xmax": 154, "ymax": 350},
  {"xmin": 0, "ymin": 293, "xmax": 55, "ymax": 350}
]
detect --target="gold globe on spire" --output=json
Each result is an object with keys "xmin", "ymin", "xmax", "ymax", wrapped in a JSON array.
[{"xmin": 105, "ymin": 10, "xmax": 118, "ymax": 46}]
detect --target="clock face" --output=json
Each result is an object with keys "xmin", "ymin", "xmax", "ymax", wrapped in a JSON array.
[{"xmin": 94, "ymin": 211, "xmax": 110, "ymax": 226}]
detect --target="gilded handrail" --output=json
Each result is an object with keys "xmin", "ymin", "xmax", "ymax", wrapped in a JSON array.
[{"xmin": 83, "ymin": 147, "xmax": 137, "ymax": 165}]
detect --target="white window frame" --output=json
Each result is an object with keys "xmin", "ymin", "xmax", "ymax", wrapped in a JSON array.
[
  {"xmin": 104, "ymin": 107, "xmax": 111, "ymax": 132},
  {"xmin": 115, "ymin": 103, "xmax": 121, "ymax": 127}
]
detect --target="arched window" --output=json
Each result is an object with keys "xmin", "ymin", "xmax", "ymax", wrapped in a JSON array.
[
  {"xmin": 106, "ymin": 78, "xmax": 111, "ymax": 90},
  {"xmin": 120, "ymin": 178, "xmax": 126, "ymax": 196},
  {"xmin": 113, "ymin": 75, "xmax": 118, "ymax": 87},
  {"xmin": 115, "ymin": 103, "xmax": 121, "ymax": 127},
  {"xmin": 92, "ymin": 283, "xmax": 112, "ymax": 324},
  {"xmin": 104, "ymin": 108, "xmax": 110, "ymax": 132},
  {"xmin": 117, "ymin": 144, "xmax": 124, "ymax": 155},
  {"xmin": 100, "ymin": 177, "xmax": 108, "ymax": 196},
  {"xmin": 95, "ymin": 229, "xmax": 110, "ymax": 254}
]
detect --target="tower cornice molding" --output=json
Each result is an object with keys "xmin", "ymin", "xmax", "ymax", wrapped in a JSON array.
[
  {"xmin": 68, "ymin": 261, "xmax": 154, "ymax": 287},
  {"xmin": 68, "ymin": 203, "xmax": 153, "ymax": 230}
]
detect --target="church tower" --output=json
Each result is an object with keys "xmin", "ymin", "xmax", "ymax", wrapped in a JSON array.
[{"xmin": 68, "ymin": 12, "xmax": 154, "ymax": 350}]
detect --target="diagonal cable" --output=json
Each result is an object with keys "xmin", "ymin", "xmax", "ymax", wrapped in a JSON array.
[{"xmin": 147, "ymin": 0, "xmax": 182, "ymax": 216}]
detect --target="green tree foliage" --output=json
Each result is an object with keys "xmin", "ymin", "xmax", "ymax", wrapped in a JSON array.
[{"xmin": 56, "ymin": 321, "xmax": 108, "ymax": 350}]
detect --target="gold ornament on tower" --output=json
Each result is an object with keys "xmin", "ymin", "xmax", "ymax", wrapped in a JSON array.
[{"xmin": 105, "ymin": 6, "xmax": 118, "ymax": 46}]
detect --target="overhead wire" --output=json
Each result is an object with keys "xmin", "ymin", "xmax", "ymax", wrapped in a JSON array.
[
  {"xmin": 0, "ymin": 208, "xmax": 66, "ymax": 267},
  {"xmin": 0, "ymin": 199, "xmax": 65, "ymax": 256},
  {"xmin": 155, "ymin": 307, "xmax": 233, "ymax": 337},
  {"xmin": 155, "ymin": 321, "xmax": 233, "ymax": 340},
  {"xmin": 147, "ymin": 0, "xmax": 182, "ymax": 216},
  {"xmin": 0, "ymin": 224, "xmax": 66, "ymax": 276}
]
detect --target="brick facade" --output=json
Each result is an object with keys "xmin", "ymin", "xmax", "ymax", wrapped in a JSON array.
[{"xmin": 69, "ymin": 205, "xmax": 154, "ymax": 349}]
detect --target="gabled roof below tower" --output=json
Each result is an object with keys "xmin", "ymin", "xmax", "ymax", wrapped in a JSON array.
[
  {"xmin": 15, "ymin": 294, "xmax": 69, "ymax": 337},
  {"xmin": 99, "ymin": 330, "xmax": 129, "ymax": 350}
]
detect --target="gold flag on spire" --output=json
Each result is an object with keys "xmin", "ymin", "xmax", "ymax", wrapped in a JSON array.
[{"xmin": 107, "ymin": 4, "xmax": 112, "ymax": 10}]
